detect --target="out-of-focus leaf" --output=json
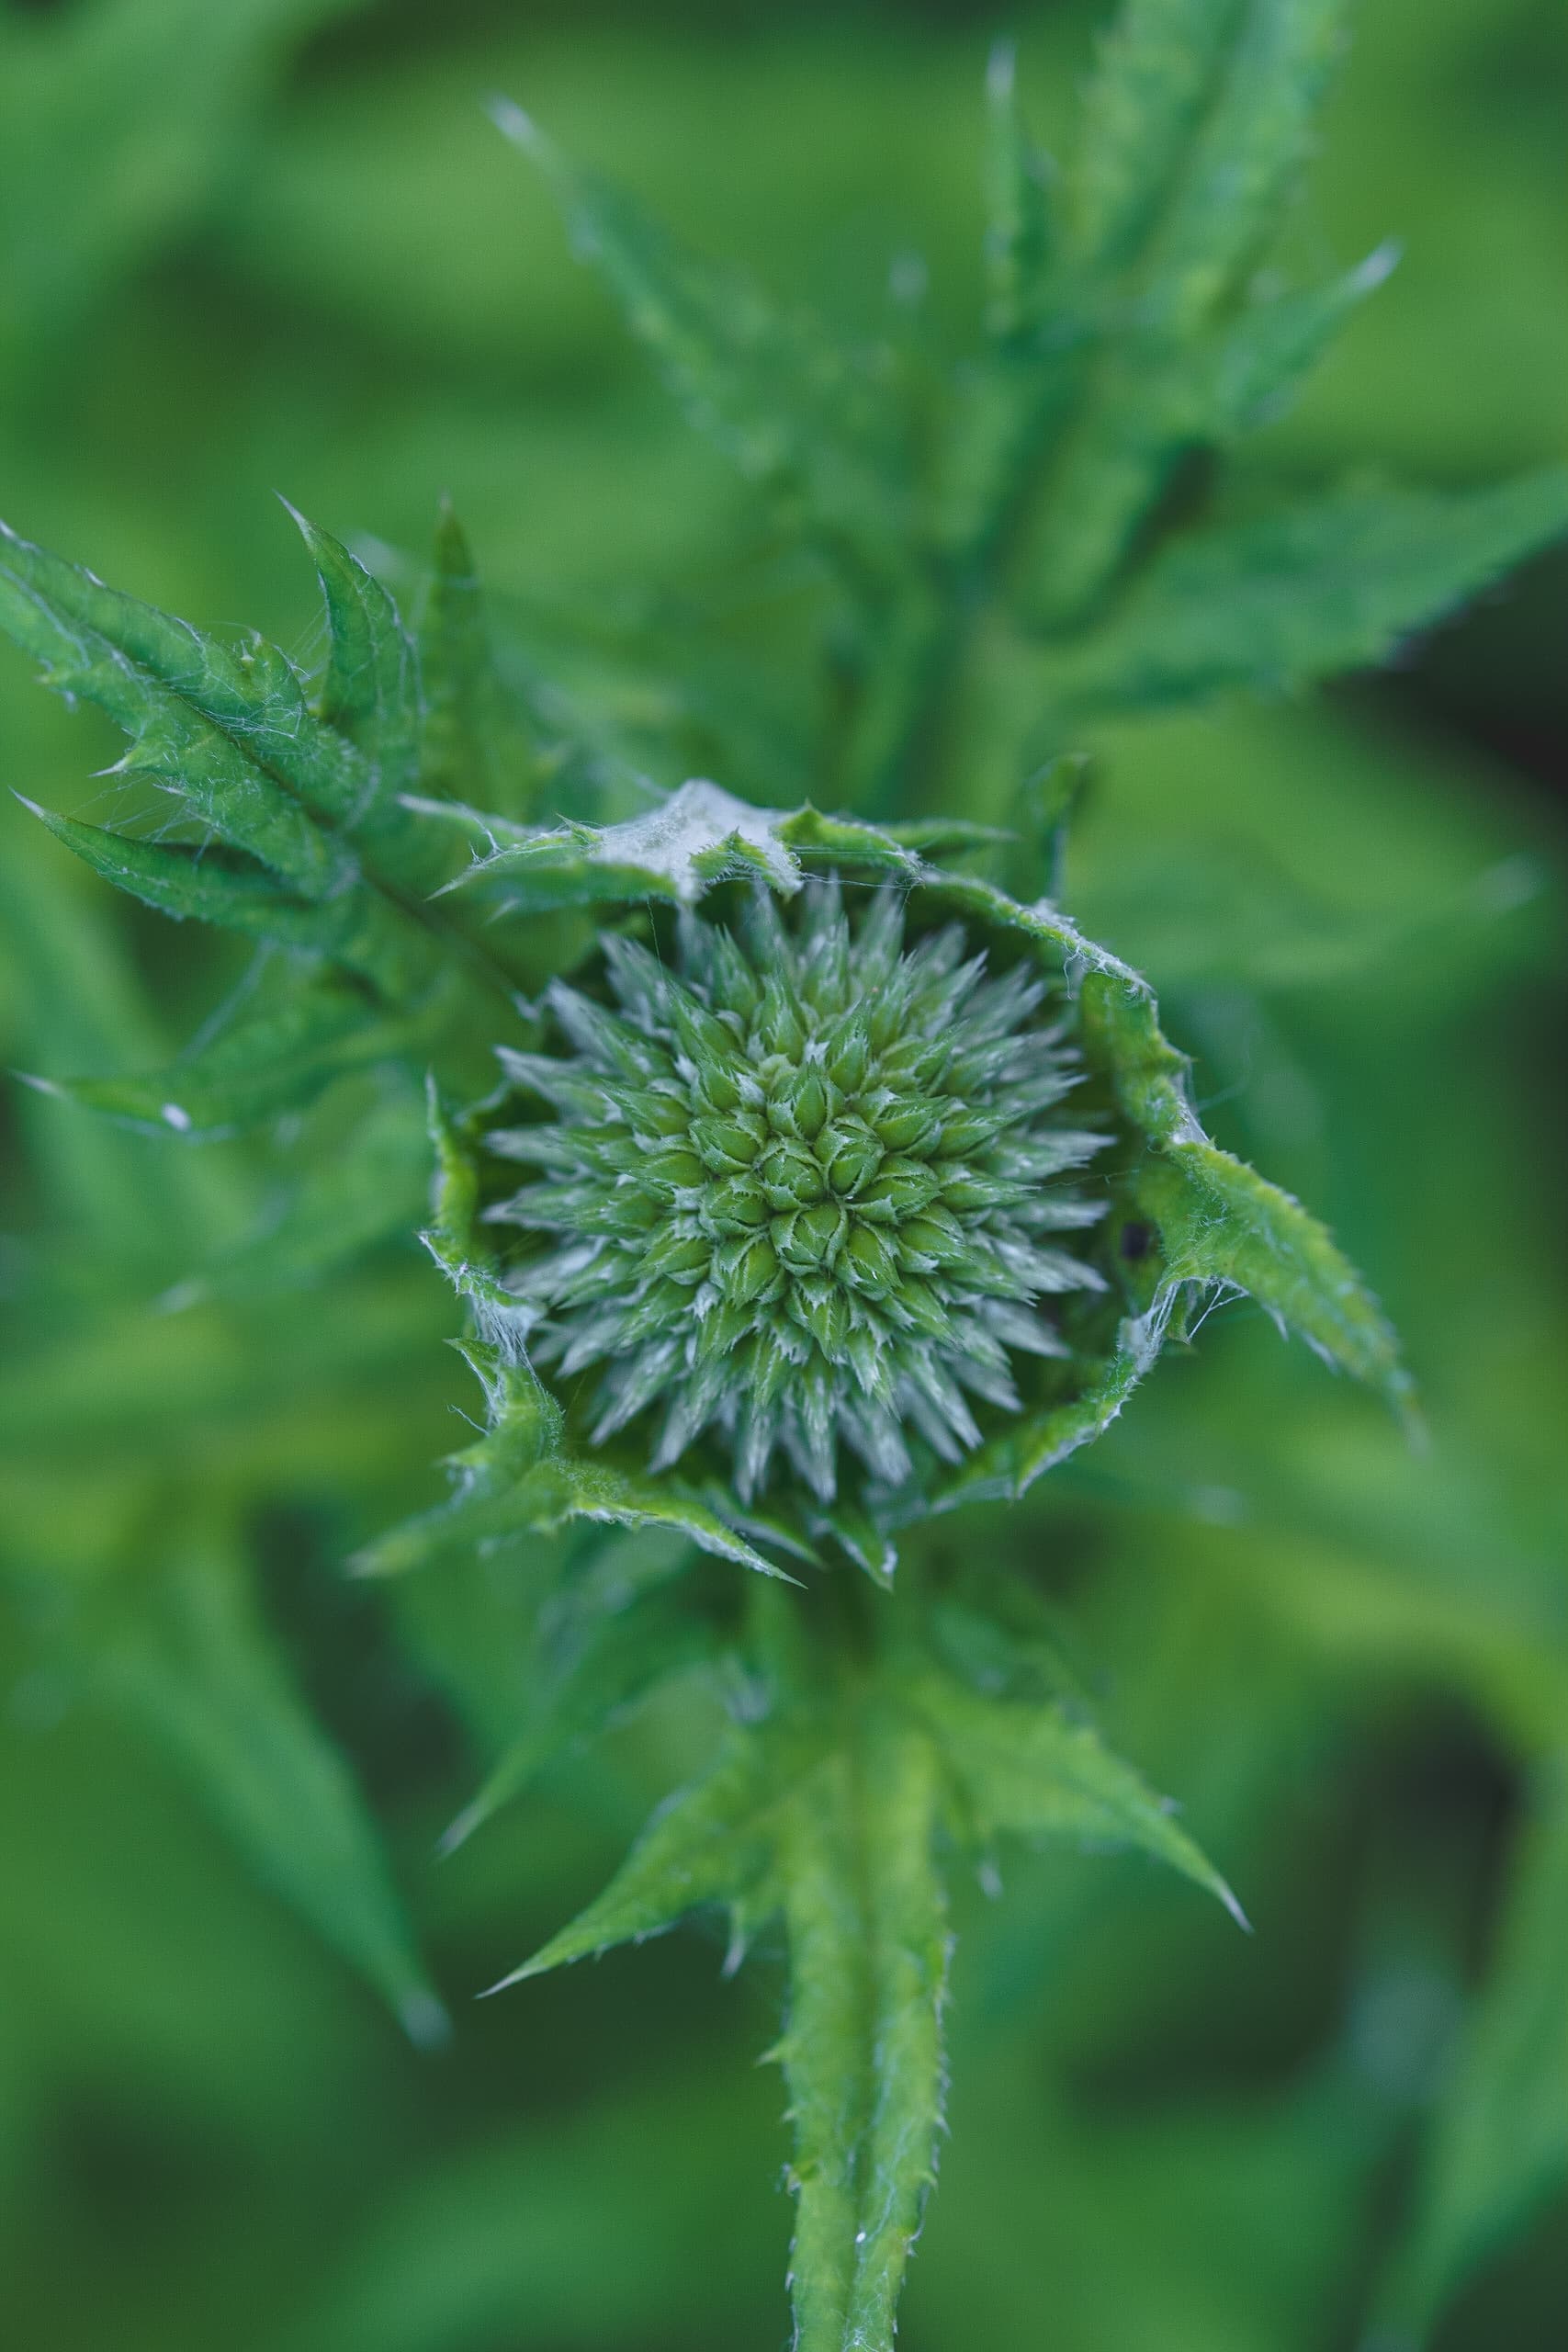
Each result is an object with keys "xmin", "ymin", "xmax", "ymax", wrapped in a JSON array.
[
  {"xmin": 981, "ymin": 40, "xmax": 1053, "ymax": 347},
  {"xmin": 1043, "ymin": 474, "xmax": 1568, "ymax": 716},
  {"xmin": 491, "ymin": 100, "xmax": 906, "ymax": 585},
  {"xmin": 0, "ymin": 0, "xmax": 377, "ymax": 371},
  {"xmin": 439, "ymin": 1572, "xmax": 716, "ymax": 1854},
  {"xmin": 186, "ymin": 1077, "xmax": 433, "ymax": 1298},
  {"xmin": 1027, "ymin": 0, "xmax": 1350, "ymax": 620},
  {"xmin": 1372, "ymin": 1764, "xmax": 1568, "ymax": 2341},
  {"xmin": 28, "ymin": 972, "xmax": 453, "ymax": 1139},
  {"xmin": 96, "ymin": 1537, "xmax": 446, "ymax": 2042}
]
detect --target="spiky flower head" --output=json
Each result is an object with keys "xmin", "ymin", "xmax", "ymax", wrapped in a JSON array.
[{"xmin": 484, "ymin": 878, "xmax": 1111, "ymax": 1510}]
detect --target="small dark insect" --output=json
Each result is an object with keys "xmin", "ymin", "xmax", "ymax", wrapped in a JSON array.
[{"xmin": 1120, "ymin": 1219, "xmax": 1155, "ymax": 1263}]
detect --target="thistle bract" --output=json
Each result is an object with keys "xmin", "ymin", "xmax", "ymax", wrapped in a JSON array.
[{"xmin": 485, "ymin": 880, "xmax": 1109, "ymax": 1508}]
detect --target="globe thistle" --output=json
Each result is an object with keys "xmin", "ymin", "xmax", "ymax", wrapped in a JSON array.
[{"xmin": 481, "ymin": 877, "xmax": 1111, "ymax": 1510}]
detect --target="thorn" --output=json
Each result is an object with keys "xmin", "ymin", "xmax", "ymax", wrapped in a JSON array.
[
  {"xmin": 11, "ymin": 1069, "xmax": 64, "ymax": 1099},
  {"xmin": 10, "ymin": 790, "xmax": 51, "ymax": 821}
]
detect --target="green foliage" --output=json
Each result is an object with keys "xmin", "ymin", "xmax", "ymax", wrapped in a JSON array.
[{"xmin": 1, "ymin": 2, "xmax": 1565, "ymax": 2348}]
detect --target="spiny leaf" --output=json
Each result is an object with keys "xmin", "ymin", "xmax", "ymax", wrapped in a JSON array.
[
  {"xmin": 0, "ymin": 517, "xmax": 360, "ymax": 893},
  {"xmin": 1028, "ymin": 0, "xmax": 1352, "ymax": 622},
  {"xmin": 96, "ymin": 1538, "xmax": 446, "ymax": 2043},
  {"xmin": 1137, "ymin": 1142, "xmax": 1411, "ymax": 1408},
  {"xmin": 778, "ymin": 1716, "xmax": 950, "ymax": 2352},
  {"xmin": 904, "ymin": 1662, "xmax": 1246, "ymax": 1924},
  {"xmin": 288, "ymin": 503, "xmax": 419, "ymax": 791},
  {"xmin": 488, "ymin": 1724, "xmax": 807, "ymax": 1989},
  {"xmin": 420, "ymin": 1082, "xmax": 537, "ymax": 1357},
  {"xmin": 17, "ymin": 797, "xmax": 432, "ymax": 998},
  {"xmin": 1137, "ymin": 0, "xmax": 1345, "ymax": 334},
  {"xmin": 356, "ymin": 1351, "xmax": 786, "ymax": 1582},
  {"xmin": 1074, "ymin": 956, "xmax": 1411, "ymax": 1411},
  {"xmin": 1043, "ymin": 473, "xmax": 1568, "ymax": 715},
  {"xmin": 436, "ymin": 777, "xmax": 814, "ymax": 910}
]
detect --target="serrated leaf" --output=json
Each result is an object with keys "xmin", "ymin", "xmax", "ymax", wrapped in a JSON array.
[
  {"xmin": 982, "ymin": 40, "xmax": 1053, "ymax": 346},
  {"xmin": 96, "ymin": 1538, "xmax": 446, "ymax": 2042},
  {"xmin": 17, "ymin": 797, "xmax": 431, "ymax": 998},
  {"xmin": 1027, "ymin": 0, "xmax": 1354, "ymax": 622},
  {"xmin": 1070, "ymin": 0, "xmax": 1245, "ymax": 273},
  {"xmin": 1137, "ymin": 1142, "xmax": 1411, "ymax": 1406},
  {"xmin": 489, "ymin": 1724, "xmax": 804, "ymax": 1989},
  {"xmin": 0, "ymin": 518, "xmax": 360, "ymax": 893},
  {"xmin": 418, "ymin": 500, "xmax": 538, "ymax": 815},
  {"xmin": 420, "ymin": 1082, "xmax": 536, "ymax": 1356},
  {"xmin": 1043, "ymin": 473, "xmax": 1568, "ymax": 714},
  {"xmin": 491, "ymin": 101, "xmax": 904, "ymax": 585},
  {"xmin": 288, "ymin": 505, "xmax": 418, "ymax": 786},
  {"xmin": 778, "ymin": 1716, "xmax": 950, "ymax": 2352},
  {"xmin": 905, "ymin": 1662, "xmax": 1245, "ymax": 1923},
  {"xmin": 357, "ymin": 1350, "xmax": 787, "ymax": 1582}
]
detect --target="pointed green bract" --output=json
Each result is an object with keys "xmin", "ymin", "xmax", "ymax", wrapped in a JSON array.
[
  {"xmin": 907, "ymin": 1664, "xmax": 1245, "ymax": 1923},
  {"xmin": 491, "ymin": 1724, "xmax": 802, "ymax": 1989},
  {"xmin": 356, "ymin": 1348, "xmax": 785, "ymax": 1583}
]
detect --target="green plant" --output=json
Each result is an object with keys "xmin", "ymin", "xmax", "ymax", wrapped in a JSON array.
[{"xmin": 3, "ymin": 3, "xmax": 1564, "ymax": 2345}]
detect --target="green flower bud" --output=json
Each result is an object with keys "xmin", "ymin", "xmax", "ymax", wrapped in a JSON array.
[{"xmin": 484, "ymin": 878, "xmax": 1108, "ymax": 1509}]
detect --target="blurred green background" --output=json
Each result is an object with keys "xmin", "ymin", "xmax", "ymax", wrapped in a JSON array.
[{"xmin": 1, "ymin": 2, "xmax": 1565, "ymax": 2347}]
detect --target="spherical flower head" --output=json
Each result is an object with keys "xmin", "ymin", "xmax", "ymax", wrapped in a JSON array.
[{"xmin": 483, "ymin": 877, "xmax": 1111, "ymax": 1510}]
